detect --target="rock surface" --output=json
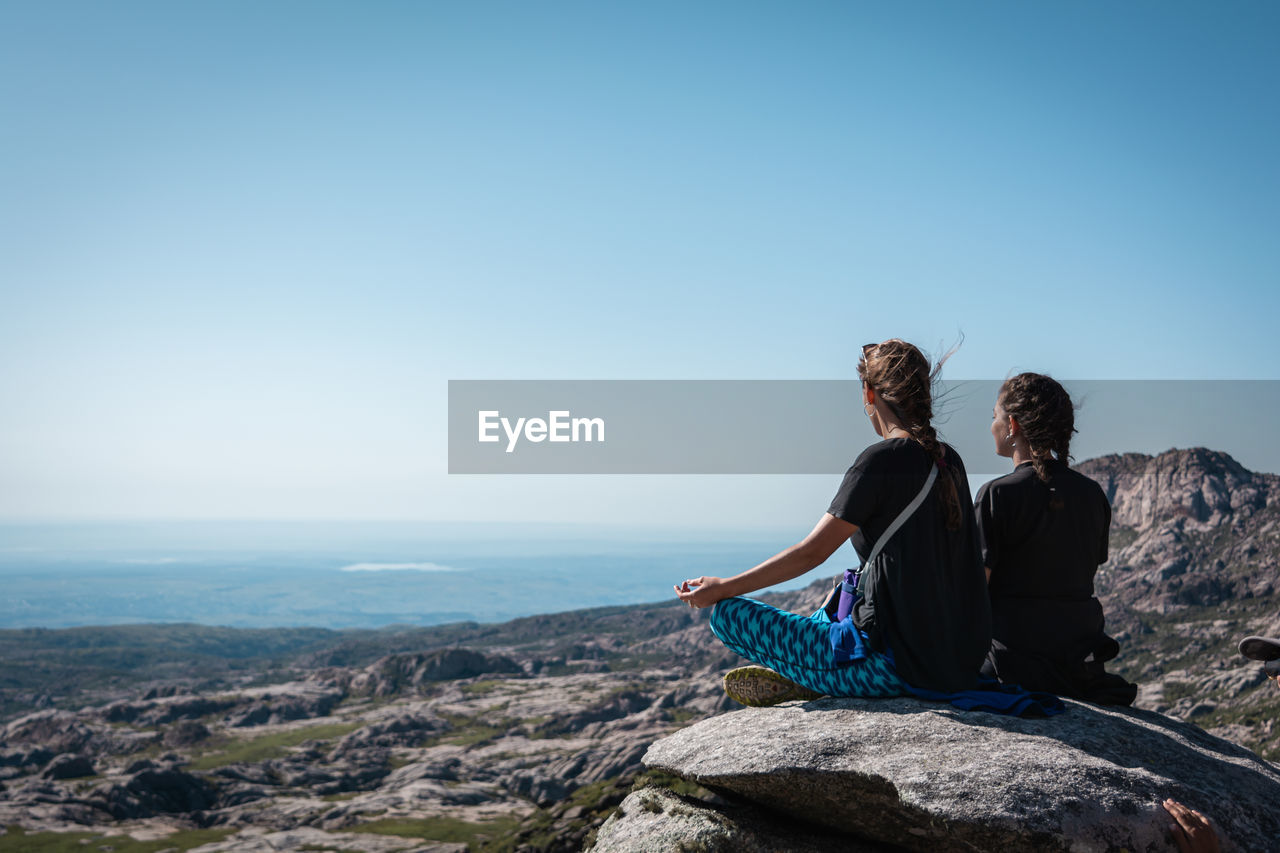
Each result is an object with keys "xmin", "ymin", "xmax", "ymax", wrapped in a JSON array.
[
  {"xmin": 592, "ymin": 786, "xmax": 890, "ymax": 852},
  {"xmin": 642, "ymin": 696, "xmax": 1280, "ymax": 852},
  {"xmin": 1076, "ymin": 448, "xmax": 1280, "ymax": 759},
  {"xmin": 189, "ymin": 826, "xmax": 468, "ymax": 852},
  {"xmin": 40, "ymin": 752, "xmax": 95, "ymax": 780},
  {"xmin": 0, "ymin": 650, "xmax": 726, "ymax": 850},
  {"xmin": 1080, "ymin": 448, "xmax": 1280, "ymax": 613}
]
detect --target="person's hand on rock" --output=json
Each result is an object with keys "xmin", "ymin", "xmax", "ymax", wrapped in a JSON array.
[{"xmin": 1163, "ymin": 799, "xmax": 1219, "ymax": 853}]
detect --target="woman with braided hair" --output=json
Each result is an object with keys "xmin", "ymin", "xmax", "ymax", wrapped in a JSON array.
[
  {"xmin": 674, "ymin": 339, "xmax": 1002, "ymax": 706},
  {"xmin": 978, "ymin": 373, "xmax": 1137, "ymax": 705}
]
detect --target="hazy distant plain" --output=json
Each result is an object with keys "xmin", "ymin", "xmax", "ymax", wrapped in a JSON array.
[{"xmin": 0, "ymin": 522, "xmax": 813, "ymax": 629}]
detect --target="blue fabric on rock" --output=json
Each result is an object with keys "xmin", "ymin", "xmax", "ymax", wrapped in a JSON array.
[{"xmin": 902, "ymin": 677, "xmax": 1065, "ymax": 717}]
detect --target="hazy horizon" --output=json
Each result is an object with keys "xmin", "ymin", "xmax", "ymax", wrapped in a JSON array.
[{"xmin": 0, "ymin": 521, "xmax": 819, "ymax": 630}]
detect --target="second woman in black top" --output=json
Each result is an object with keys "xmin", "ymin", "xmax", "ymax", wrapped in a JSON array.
[{"xmin": 977, "ymin": 373, "xmax": 1136, "ymax": 705}]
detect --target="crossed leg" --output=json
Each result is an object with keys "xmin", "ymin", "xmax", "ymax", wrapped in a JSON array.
[{"xmin": 709, "ymin": 596, "xmax": 903, "ymax": 698}]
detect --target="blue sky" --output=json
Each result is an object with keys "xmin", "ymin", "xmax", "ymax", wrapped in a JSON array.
[{"xmin": 1, "ymin": 1, "xmax": 1277, "ymax": 526}]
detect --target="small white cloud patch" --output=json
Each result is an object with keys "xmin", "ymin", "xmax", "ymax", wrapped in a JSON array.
[{"xmin": 337, "ymin": 562, "xmax": 461, "ymax": 573}]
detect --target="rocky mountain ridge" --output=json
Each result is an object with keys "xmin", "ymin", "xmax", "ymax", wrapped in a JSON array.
[
  {"xmin": 1081, "ymin": 447, "xmax": 1280, "ymax": 610},
  {"xmin": 1076, "ymin": 448, "xmax": 1280, "ymax": 758}
]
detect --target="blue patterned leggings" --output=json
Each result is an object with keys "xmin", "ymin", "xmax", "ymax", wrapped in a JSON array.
[{"xmin": 709, "ymin": 596, "xmax": 905, "ymax": 698}]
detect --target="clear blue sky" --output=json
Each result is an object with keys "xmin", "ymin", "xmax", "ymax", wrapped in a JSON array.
[{"xmin": 2, "ymin": 1, "xmax": 1277, "ymax": 525}]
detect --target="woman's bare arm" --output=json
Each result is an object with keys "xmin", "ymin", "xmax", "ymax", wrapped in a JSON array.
[{"xmin": 674, "ymin": 513, "xmax": 857, "ymax": 608}]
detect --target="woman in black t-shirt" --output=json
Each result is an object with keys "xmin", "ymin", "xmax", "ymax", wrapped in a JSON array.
[
  {"xmin": 977, "ymin": 372, "xmax": 1136, "ymax": 705},
  {"xmin": 674, "ymin": 339, "xmax": 991, "ymax": 704}
]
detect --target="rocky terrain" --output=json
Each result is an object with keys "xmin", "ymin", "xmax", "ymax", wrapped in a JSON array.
[
  {"xmin": 0, "ymin": 606, "xmax": 745, "ymax": 852},
  {"xmin": 601, "ymin": 695, "xmax": 1280, "ymax": 851},
  {"xmin": 1079, "ymin": 448, "xmax": 1280, "ymax": 758},
  {"xmin": 0, "ymin": 447, "xmax": 1276, "ymax": 851}
]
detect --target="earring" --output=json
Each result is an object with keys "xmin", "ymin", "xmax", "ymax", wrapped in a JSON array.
[{"xmin": 865, "ymin": 403, "xmax": 876, "ymax": 418}]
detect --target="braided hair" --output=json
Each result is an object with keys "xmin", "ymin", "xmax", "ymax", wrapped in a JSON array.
[
  {"xmin": 858, "ymin": 339, "xmax": 962, "ymax": 530},
  {"xmin": 998, "ymin": 372, "xmax": 1077, "ymax": 510}
]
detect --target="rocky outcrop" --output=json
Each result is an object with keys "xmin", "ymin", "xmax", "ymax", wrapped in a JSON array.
[
  {"xmin": 593, "ymin": 786, "xmax": 888, "ymax": 852},
  {"xmin": 1071, "ymin": 448, "xmax": 1280, "ymax": 759},
  {"xmin": 195, "ymin": 827, "xmax": 469, "ymax": 852},
  {"xmin": 90, "ymin": 766, "xmax": 220, "ymax": 820},
  {"xmin": 0, "ymin": 660, "xmax": 727, "ymax": 849},
  {"xmin": 536, "ymin": 690, "xmax": 654, "ymax": 737},
  {"xmin": 1079, "ymin": 448, "xmax": 1280, "ymax": 611},
  {"xmin": 315, "ymin": 649, "xmax": 524, "ymax": 697},
  {"xmin": 3, "ymin": 711, "xmax": 96, "ymax": 754},
  {"xmin": 0, "ymin": 745, "xmax": 54, "ymax": 770},
  {"xmin": 98, "ymin": 694, "xmax": 240, "ymax": 726},
  {"xmin": 637, "ymin": 696, "xmax": 1280, "ymax": 852},
  {"xmin": 1082, "ymin": 448, "xmax": 1274, "ymax": 532},
  {"xmin": 328, "ymin": 710, "xmax": 446, "ymax": 753},
  {"xmin": 224, "ymin": 688, "xmax": 342, "ymax": 728},
  {"xmin": 162, "ymin": 720, "xmax": 211, "ymax": 747},
  {"xmin": 40, "ymin": 753, "xmax": 95, "ymax": 780}
]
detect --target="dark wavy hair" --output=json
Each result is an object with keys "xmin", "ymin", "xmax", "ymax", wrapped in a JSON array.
[
  {"xmin": 858, "ymin": 338, "xmax": 961, "ymax": 530},
  {"xmin": 998, "ymin": 372, "xmax": 1077, "ymax": 510}
]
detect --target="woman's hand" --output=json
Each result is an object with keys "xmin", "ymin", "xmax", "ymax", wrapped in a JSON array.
[
  {"xmin": 675, "ymin": 576, "xmax": 727, "ymax": 610},
  {"xmin": 1163, "ymin": 799, "xmax": 1220, "ymax": 853},
  {"xmin": 673, "ymin": 514, "xmax": 857, "ymax": 610}
]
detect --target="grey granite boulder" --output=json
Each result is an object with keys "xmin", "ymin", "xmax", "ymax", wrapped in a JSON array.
[
  {"xmin": 339, "ymin": 649, "xmax": 523, "ymax": 697},
  {"xmin": 41, "ymin": 753, "xmax": 95, "ymax": 780},
  {"xmin": 162, "ymin": 720, "xmax": 211, "ymax": 747},
  {"xmin": 3, "ymin": 711, "xmax": 95, "ymax": 754},
  {"xmin": 89, "ymin": 767, "xmax": 219, "ymax": 820},
  {"xmin": 643, "ymin": 696, "xmax": 1280, "ymax": 852},
  {"xmin": 591, "ymin": 786, "xmax": 891, "ymax": 852}
]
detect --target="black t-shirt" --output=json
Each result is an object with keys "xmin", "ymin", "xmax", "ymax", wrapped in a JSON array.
[
  {"xmin": 975, "ymin": 460, "xmax": 1116, "ymax": 671},
  {"xmin": 827, "ymin": 438, "xmax": 991, "ymax": 692},
  {"xmin": 977, "ymin": 459, "xmax": 1110, "ymax": 602}
]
